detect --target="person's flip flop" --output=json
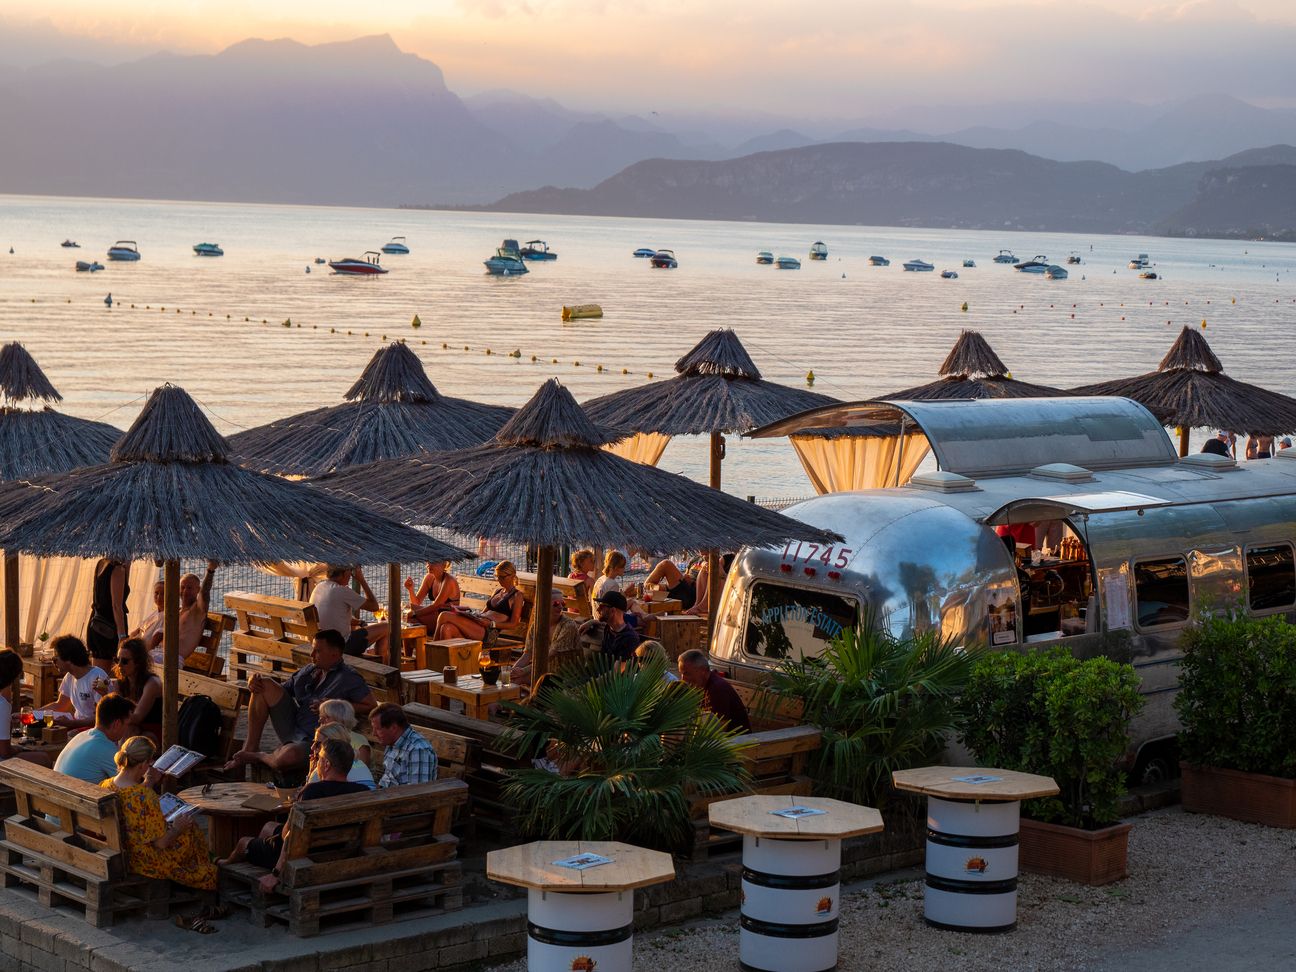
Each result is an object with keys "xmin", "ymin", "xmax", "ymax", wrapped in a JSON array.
[
  {"xmin": 199, "ymin": 904, "xmax": 230, "ymax": 921},
  {"xmin": 174, "ymin": 914, "xmax": 216, "ymax": 934}
]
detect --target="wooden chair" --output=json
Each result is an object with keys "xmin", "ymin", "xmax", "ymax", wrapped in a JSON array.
[
  {"xmin": 0, "ymin": 761, "xmax": 199, "ymax": 926},
  {"xmin": 516, "ymin": 570, "xmax": 591, "ymax": 619},
  {"xmin": 219, "ymin": 780, "xmax": 469, "ymax": 936},
  {"xmin": 455, "ymin": 575, "xmax": 533, "ymax": 646},
  {"xmin": 177, "ymin": 669, "xmax": 250, "ymax": 769},
  {"xmin": 183, "ymin": 611, "xmax": 235, "ymax": 677}
]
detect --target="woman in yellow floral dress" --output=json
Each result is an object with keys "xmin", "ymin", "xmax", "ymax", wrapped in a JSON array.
[{"xmin": 101, "ymin": 736, "xmax": 218, "ymax": 893}]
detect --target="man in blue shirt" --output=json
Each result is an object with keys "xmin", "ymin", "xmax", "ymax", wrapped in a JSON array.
[
  {"xmin": 53, "ymin": 694, "xmax": 135, "ymax": 784},
  {"xmin": 580, "ymin": 591, "xmax": 640, "ymax": 661}
]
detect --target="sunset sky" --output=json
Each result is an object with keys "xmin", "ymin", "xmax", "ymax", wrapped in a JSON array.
[{"xmin": 4, "ymin": 1, "xmax": 1295, "ymax": 117}]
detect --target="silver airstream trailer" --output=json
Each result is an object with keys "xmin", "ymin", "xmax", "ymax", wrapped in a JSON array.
[{"xmin": 715, "ymin": 397, "xmax": 1296, "ymax": 781}]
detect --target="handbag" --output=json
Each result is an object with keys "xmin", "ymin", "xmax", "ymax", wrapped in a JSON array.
[{"xmin": 87, "ymin": 614, "xmax": 118, "ymax": 643}]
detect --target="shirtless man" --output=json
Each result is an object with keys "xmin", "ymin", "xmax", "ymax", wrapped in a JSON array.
[
  {"xmin": 1246, "ymin": 434, "xmax": 1276, "ymax": 460},
  {"xmin": 177, "ymin": 562, "xmax": 217, "ymax": 661}
]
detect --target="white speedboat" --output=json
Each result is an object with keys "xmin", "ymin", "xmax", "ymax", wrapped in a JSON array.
[
  {"xmin": 330, "ymin": 252, "xmax": 388, "ymax": 275},
  {"xmin": 484, "ymin": 248, "xmax": 528, "ymax": 275},
  {"xmin": 776, "ymin": 255, "xmax": 801, "ymax": 269},
  {"xmin": 809, "ymin": 241, "xmax": 828, "ymax": 260},
  {"xmin": 867, "ymin": 256, "xmax": 890, "ymax": 266},
  {"xmin": 1044, "ymin": 265, "xmax": 1069, "ymax": 280},
  {"xmin": 1129, "ymin": 253, "xmax": 1150, "ymax": 269},
  {"xmin": 756, "ymin": 251, "xmax": 774, "ymax": 265},
  {"xmin": 381, "ymin": 236, "xmax": 410, "ymax": 254},
  {"xmin": 993, "ymin": 249, "xmax": 1017, "ymax": 263},
  {"xmin": 193, "ymin": 242, "xmax": 223, "ymax": 256},
  {"xmin": 649, "ymin": 249, "xmax": 678, "ymax": 269},
  {"xmin": 1013, "ymin": 254, "xmax": 1050, "ymax": 273},
  {"xmin": 903, "ymin": 259, "xmax": 935, "ymax": 272},
  {"xmin": 962, "ymin": 259, "xmax": 976, "ymax": 268},
  {"xmin": 75, "ymin": 260, "xmax": 104, "ymax": 272},
  {"xmin": 107, "ymin": 240, "xmax": 140, "ymax": 261},
  {"xmin": 941, "ymin": 269, "xmax": 959, "ymax": 279},
  {"xmin": 633, "ymin": 247, "xmax": 657, "ymax": 258}
]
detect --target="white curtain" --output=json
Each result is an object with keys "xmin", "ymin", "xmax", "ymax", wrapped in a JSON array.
[
  {"xmin": 3, "ymin": 554, "xmax": 154, "ymax": 646},
  {"xmin": 789, "ymin": 433, "xmax": 931, "ymax": 493},
  {"xmin": 602, "ymin": 432, "xmax": 671, "ymax": 466}
]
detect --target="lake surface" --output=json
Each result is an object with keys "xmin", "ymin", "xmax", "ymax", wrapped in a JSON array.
[{"xmin": 2, "ymin": 193, "xmax": 1295, "ymax": 498}]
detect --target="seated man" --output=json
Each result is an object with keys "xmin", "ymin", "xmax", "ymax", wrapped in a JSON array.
[
  {"xmin": 578, "ymin": 591, "xmax": 640, "ymax": 662},
  {"xmin": 134, "ymin": 580, "xmax": 164, "ymax": 654},
  {"xmin": 48, "ymin": 635, "xmax": 109, "ymax": 729},
  {"xmin": 225, "ymin": 629, "xmax": 375, "ymax": 777},
  {"xmin": 678, "ymin": 649, "xmax": 751, "ymax": 734},
  {"xmin": 512, "ymin": 592, "xmax": 582, "ymax": 688},
  {"xmin": 53, "ymin": 693, "xmax": 135, "ymax": 784},
  {"xmin": 176, "ymin": 561, "xmax": 218, "ymax": 662},
  {"xmin": 369, "ymin": 702, "xmax": 437, "ymax": 787},
  {"xmin": 310, "ymin": 565, "xmax": 388, "ymax": 658}
]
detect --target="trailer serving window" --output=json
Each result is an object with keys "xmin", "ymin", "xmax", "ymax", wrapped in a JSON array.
[
  {"xmin": 1246, "ymin": 544, "xmax": 1296, "ymax": 613},
  {"xmin": 744, "ymin": 582, "xmax": 857, "ymax": 661},
  {"xmin": 1133, "ymin": 557, "xmax": 1190, "ymax": 628}
]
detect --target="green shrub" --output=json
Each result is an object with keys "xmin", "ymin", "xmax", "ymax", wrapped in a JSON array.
[
  {"xmin": 1176, "ymin": 612, "xmax": 1296, "ymax": 778},
  {"xmin": 961, "ymin": 648, "xmax": 1142, "ymax": 828},
  {"xmin": 771, "ymin": 623, "xmax": 978, "ymax": 809}
]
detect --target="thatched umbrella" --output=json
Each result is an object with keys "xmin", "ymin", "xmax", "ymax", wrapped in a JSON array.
[
  {"xmin": 1071, "ymin": 326, "xmax": 1296, "ymax": 456},
  {"xmin": 0, "ymin": 384, "xmax": 469, "ymax": 747},
  {"xmin": 0, "ymin": 343, "xmax": 124, "ymax": 650},
  {"xmin": 880, "ymin": 330, "xmax": 1071, "ymax": 400},
  {"xmin": 315, "ymin": 379, "xmax": 836, "ymax": 678},
  {"xmin": 228, "ymin": 342, "xmax": 511, "ymax": 660},
  {"xmin": 582, "ymin": 329, "xmax": 836, "ymax": 618}
]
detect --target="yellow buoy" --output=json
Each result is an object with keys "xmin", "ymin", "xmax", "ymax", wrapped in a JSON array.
[
  {"xmin": 961, "ymin": 301, "xmax": 968, "ymax": 312},
  {"xmin": 412, "ymin": 314, "xmax": 422, "ymax": 328},
  {"xmin": 562, "ymin": 304, "xmax": 604, "ymax": 322},
  {"xmin": 806, "ymin": 370, "xmax": 815, "ymax": 385},
  {"xmin": 509, "ymin": 349, "xmax": 521, "ymax": 358},
  {"xmin": 1201, "ymin": 320, "xmax": 1207, "ymax": 329},
  {"xmin": 647, "ymin": 371, "xmax": 654, "ymax": 379}
]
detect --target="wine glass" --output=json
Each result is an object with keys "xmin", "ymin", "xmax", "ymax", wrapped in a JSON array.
[{"xmin": 18, "ymin": 706, "xmax": 33, "ymax": 727}]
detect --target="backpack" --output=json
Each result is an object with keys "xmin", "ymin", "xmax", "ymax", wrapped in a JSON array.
[{"xmin": 177, "ymin": 694, "xmax": 223, "ymax": 757}]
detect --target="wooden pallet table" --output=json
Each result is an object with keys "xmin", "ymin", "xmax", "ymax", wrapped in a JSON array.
[
  {"xmin": 178, "ymin": 782, "xmax": 290, "ymax": 858},
  {"xmin": 422, "ymin": 672, "xmax": 520, "ymax": 720}
]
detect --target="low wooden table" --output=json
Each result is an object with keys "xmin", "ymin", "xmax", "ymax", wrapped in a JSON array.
[
  {"xmin": 423, "ymin": 672, "xmax": 520, "ymax": 720},
  {"xmin": 892, "ymin": 766, "xmax": 1059, "ymax": 933},
  {"xmin": 178, "ymin": 781, "xmax": 292, "ymax": 858},
  {"xmin": 710, "ymin": 794, "xmax": 883, "ymax": 971},
  {"xmin": 21, "ymin": 657, "xmax": 59, "ymax": 708},
  {"xmin": 488, "ymin": 840, "xmax": 675, "ymax": 971},
  {"xmin": 398, "ymin": 624, "xmax": 427, "ymax": 667}
]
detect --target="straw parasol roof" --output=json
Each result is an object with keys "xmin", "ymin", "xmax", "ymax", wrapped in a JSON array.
[
  {"xmin": 1071, "ymin": 326, "xmax": 1296, "ymax": 439},
  {"xmin": 582, "ymin": 328, "xmax": 836, "ymax": 434},
  {"xmin": 228, "ymin": 342, "xmax": 515, "ymax": 476},
  {"xmin": 0, "ymin": 343, "xmax": 122, "ymax": 480},
  {"xmin": 879, "ymin": 330, "xmax": 1070, "ymax": 400},
  {"xmin": 0, "ymin": 383, "xmax": 469, "ymax": 566}
]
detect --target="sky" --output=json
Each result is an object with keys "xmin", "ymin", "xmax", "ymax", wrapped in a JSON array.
[{"xmin": 3, "ymin": 0, "xmax": 1296, "ymax": 118}]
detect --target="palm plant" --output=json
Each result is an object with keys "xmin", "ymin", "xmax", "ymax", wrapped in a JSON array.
[
  {"xmin": 499, "ymin": 656, "xmax": 750, "ymax": 852},
  {"xmin": 770, "ymin": 619, "xmax": 980, "ymax": 808}
]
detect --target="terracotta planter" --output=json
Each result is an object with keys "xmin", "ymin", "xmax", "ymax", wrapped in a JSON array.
[
  {"xmin": 1018, "ymin": 817, "xmax": 1131, "ymax": 886},
  {"xmin": 1180, "ymin": 762, "xmax": 1296, "ymax": 828}
]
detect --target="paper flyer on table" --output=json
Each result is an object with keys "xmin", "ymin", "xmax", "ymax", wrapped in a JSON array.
[
  {"xmin": 769, "ymin": 806, "xmax": 828, "ymax": 819},
  {"xmin": 552, "ymin": 853, "xmax": 614, "ymax": 870}
]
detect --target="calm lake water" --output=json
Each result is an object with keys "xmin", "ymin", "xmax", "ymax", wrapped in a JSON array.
[{"xmin": 2, "ymin": 193, "xmax": 1295, "ymax": 497}]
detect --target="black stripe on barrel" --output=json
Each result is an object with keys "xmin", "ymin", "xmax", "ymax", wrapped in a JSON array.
[
  {"xmin": 527, "ymin": 922, "xmax": 634, "ymax": 948},
  {"xmin": 740, "ymin": 914, "xmax": 841, "ymax": 939},
  {"xmin": 742, "ymin": 867, "xmax": 841, "ymax": 890},
  {"xmin": 926, "ymin": 829, "xmax": 1019, "ymax": 849},
  {"xmin": 925, "ymin": 875, "xmax": 1019, "ymax": 895}
]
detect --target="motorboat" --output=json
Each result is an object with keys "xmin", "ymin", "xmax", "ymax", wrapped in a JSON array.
[
  {"xmin": 75, "ymin": 260, "xmax": 103, "ymax": 272},
  {"xmin": 809, "ymin": 241, "xmax": 828, "ymax": 260},
  {"xmin": 500, "ymin": 239, "xmax": 522, "ymax": 258},
  {"xmin": 1044, "ymin": 265, "xmax": 1069, "ymax": 280},
  {"xmin": 902, "ymin": 259, "xmax": 935, "ymax": 272},
  {"xmin": 1140, "ymin": 270, "xmax": 1158, "ymax": 279},
  {"xmin": 633, "ymin": 247, "xmax": 657, "ymax": 258},
  {"xmin": 940, "ymin": 269, "xmax": 959, "ymax": 279},
  {"xmin": 777, "ymin": 256, "xmax": 802, "ymax": 270},
  {"xmin": 1013, "ymin": 254, "xmax": 1050, "ymax": 273},
  {"xmin": 649, "ymin": 249, "xmax": 678, "ymax": 269},
  {"xmin": 867, "ymin": 256, "xmax": 890, "ymax": 266},
  {"xmin": 756, "ymin": 251, "xmax": 774, "ymax": 265},
  {"xmin": 484, "ymin": 248, "xmax": 528, "ymax": 275},
  {"xmin": 1129, "ymin": 253, "xmax": 1150, "ymax": 269},
  {"xmin": 993, "ymin": 249, "xmax": 1017, "ymax": 263},
  {"xmin": 381, "ymin": 237, "xmax": 410, "ymax": 254},
  {"xmin": 1067, "ymin": 252, "xmax": 1082, "ymax": 264},
  {"xmin": 61, "ymin": 240, "xmax": 79, "ymax": 248},
  {"xmin": 314, "ymin": 257, "xmax": 327, "ymax": 264},
  {"xmin": 962, "ymin": 259, "xmax": 976, "ymax": 268},
  {"xmin": 193, "ymin": 242, "xmax": 223, "ymax": 257},
  {"xmin": 107, "ymin": 240, "xmax": 140, "ymax": 261},
  {"xmin": 329, "ymin": 252, "xmax": 388, "ymax": 275},
  {"xmin": 521, "ymin": 240, "xmax": 558, "ymax": 261}
]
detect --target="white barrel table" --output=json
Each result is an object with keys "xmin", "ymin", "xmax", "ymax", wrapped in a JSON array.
[
  {"xmin": 892, "ymin": 767, "xmax": 1059, "ymax": 934},
  {"xmin": 710, "ymin": 794, "xmax": 884, "ymax": 972},
  {"xmin": 487, "ymin": 840, "xmax": 675, "ymax": 971}
]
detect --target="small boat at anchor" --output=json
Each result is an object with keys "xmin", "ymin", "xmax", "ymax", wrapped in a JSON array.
[
  {"xmin": 777, "ymin": 256, "xmax": 802, "ymax": 270},
  {"xmin": 1044, "ymin": 265, "xmax": 1069, "ymax": 280},
  {"xmin": 868, "ymin": 256, "xmax": 890, "ymax": 266},
  {"xmin": 649, "ymin": 249, "xmax": 678, "ymax": 269},
  {"xmin": 381, "ymin": 237, "xmax": 410, "ymax": 254},
  {"xmin": 941, "ymin": 269, "xmax": 959, "ymax": 279},
  {"xmin": 1014, "ymin": 254, "xmax": 1050, "ymax": 273},
  {"xmin": 1129, "ymin": 253, "xmax": 1150, "ymax": 269},
  {"xmin": 993, "ymin": 249, "xmax": 1017, "ymax": 263},
  {"xmin": 963, "ymin": 259, "xmax": 976, "ymax": 268},
  {"xmin": 329, "ymin": 252, "xmax": 388, "ymax": 275},
  {"xmin": 903, "ymin": 259, "xmax": 935, "ymax": 272},
  {"xmin": 75, "ymin": 260, "xmax": 104, "ymax": 272},
  {"xmin": 521, "ymin": 240, "xmax": 558, "ymax": 261},
  {"xmin": 809, "ymin": 241, "xmax": 828, "ymax": 260},
  {"xmin": 484, "ymin": 248, "xmax": 528, "ymax": 276},
  {"xmin": 1067, "ymin": 252, "xmax": 1082, "ymax": 264},
  {"xmin": 756, "ymin": 251, "xmax": 774, "ymax": 265},
  {"xmin": 1140, "ymin": 270, "xmax": 1158, "ymax": 279},
  {"xmin": 633, "ymin": 247, "xmax": 657, "ymax": 258},
  {"xmin": 61, "ymin": 240, "xmax": 79, "ymax": 248},
  {"xmin": 193, "ymin": 242, "xmax": 223, "ymax": 257},
  {"xmin": 107, "ymin": 241, "xmax": 140, "ymax": 261}
]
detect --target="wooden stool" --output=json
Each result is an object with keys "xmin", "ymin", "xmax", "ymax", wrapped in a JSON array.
[
  {"xmin": 892, "ymin": 766, "xmax": 1059, "ymax": 933},
  {"xmin": 420, "ymin": 638, "xmax": 482, "ymax": 675},
  {"xmin": 654, "ymin": 615, "xmax": 707, "ymax": 661}
]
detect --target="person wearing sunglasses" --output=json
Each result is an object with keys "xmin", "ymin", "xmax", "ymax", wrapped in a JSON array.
[{"xmin": 95, "ymin": 638, "xmax": 162, "ymax": 743}]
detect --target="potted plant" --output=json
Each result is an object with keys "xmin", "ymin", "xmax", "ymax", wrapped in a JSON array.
[
  {"xmin": 498, "ymin": 655, "xmax": 749, "ymax": 853},
  {"xmin": 1176, "ymin": 612, "xmax": 1296, "ymax": 827},
  {"xmin": 961, "ymin": 648, "xmax": 1143, "ymax": 885}
]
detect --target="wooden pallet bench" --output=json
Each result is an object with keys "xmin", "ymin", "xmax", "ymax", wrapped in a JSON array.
[
  {"xmin": 0, "ymin": 761, "xmax": 198, "ymax": 926},
  {"xmin": 178, "ymin": 669, "xmax": 250, "ymax": 774},
  {"xmin": 219, "ymin": 779, "xmax": 468, "ymax": 937},
  {"xmin": 456, "ymin": 575, "xmax": 532, "ymax": 647}
]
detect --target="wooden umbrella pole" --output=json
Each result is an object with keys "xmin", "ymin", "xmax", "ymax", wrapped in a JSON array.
[
  {"xmin": 707, "ymin": 432, "xmax": 725, "ymax": 652},
  {"xmin": 387, "ymin": 562, "xmax": 402, "ymax": 669},
  {"xmin": 3, "ymin": 552, "xmax": 18, "ymax": 651},
  {"xmin": 533, "ymin": 545, "xmax": 555, "ymax": 679},
  {"xmin": 162, "ymin": 559, "xmax": 180, "ymax": 750},
  {"xmin": 1178, "ymin": 426, "xmax": 1190, "ymax": 457}
]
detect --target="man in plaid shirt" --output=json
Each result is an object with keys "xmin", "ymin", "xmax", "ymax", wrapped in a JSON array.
[{"xmin": 369, "ymin": 702, "xmax": 437, "ymax": 787}]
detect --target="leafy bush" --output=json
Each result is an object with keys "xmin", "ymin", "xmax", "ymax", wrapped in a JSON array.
[
  {"xmin": 498, "ymin": 655, "xmax": 749, "ymax": 852},
  {"xmin": 770, "ymin": 623, "xmax": 978, "ymax": 809},
  {"xmin": 1176, "ymin": 613, "xmax": 1296, "ymax": 778},
  {"xmin": 961, "ymin": 648, "xmax": 1142, "ymax": 829}
]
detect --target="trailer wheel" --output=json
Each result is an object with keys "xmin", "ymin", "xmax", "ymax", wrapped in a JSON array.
[{"xmin": 1130, "ymin": 739, "xmax": 1179, "ymax": 787}]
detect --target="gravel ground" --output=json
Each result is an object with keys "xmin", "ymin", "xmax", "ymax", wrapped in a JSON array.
[{"xmin": 488, "ymin": 807, "xmax": 1296, "ymax": 971}]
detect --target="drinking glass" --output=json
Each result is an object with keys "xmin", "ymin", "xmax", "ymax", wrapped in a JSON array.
[
  {"xmin": 18, "ymin": 706, "xmax": 33, "ymax": 727},
  {"xmin": 500, "ymin": 666, "xmax": 511, "ymax": 687},
  {"xmin": 43, "ymin": 714, "xmax": 55, "ymax": 728}
]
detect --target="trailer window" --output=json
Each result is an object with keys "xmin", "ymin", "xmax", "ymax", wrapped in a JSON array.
[
  {"xmin": 1246, "ymin": 544, "xmax": 1296, "ymax": 612},
  {"xmin": 1134, "ymin": 557, "xmax": 1190, "ymax": 628},
  {"xmin": 744, "ymin": 583, "xmax": 857, "ymax": 661}
]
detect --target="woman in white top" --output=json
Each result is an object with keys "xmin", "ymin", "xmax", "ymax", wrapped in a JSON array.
[
  {"xmin": 317, "ymin": 699, "xmax": 372, "ymax": 768},
  {"xmin": 48, "ymin": 635, "xmax": 109, "ymax": 728},
  {"xmin": 305, "ymin": 723, "xmax": 376, "ymax": 789},
  {"xmin": 591, "ymin": 550, "xmax": 627, "ymax": 608},
  {"xmin": 0, "ymin": 649, "xmax": 51, "ymax": 765}
]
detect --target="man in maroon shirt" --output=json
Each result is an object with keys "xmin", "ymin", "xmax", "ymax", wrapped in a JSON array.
[{"xmin": 678, "ymin": 649, "xmax": 751, "ymax": 734}]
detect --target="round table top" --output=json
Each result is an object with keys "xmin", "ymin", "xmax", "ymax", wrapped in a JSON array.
[
  {"xmin": 708, "ymin": 794, "xmax": 884, "ymax": 839},
  {"xmin": 177, "ymin": 781, "xmax": 292, "ymax": 817},
  {"xmin": 487, "ymin": 840, "xmax": 675, "ymax": 893},
  {"xmin": 891, "ymin": 766, "xmax": 1060, "ymax": 801}
]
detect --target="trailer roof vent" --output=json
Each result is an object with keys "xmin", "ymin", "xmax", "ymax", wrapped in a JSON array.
[
  {"xmin": 1178, "ymin": 452, "xmax": 1237, "ymax": 472},
  {"xmin": 910, "ymin": 470, "xmax": 979, "ymax": 493},
  {"xmin": 1029, "ymin": 462, "xmax": 1096, "ymax": 484}
]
